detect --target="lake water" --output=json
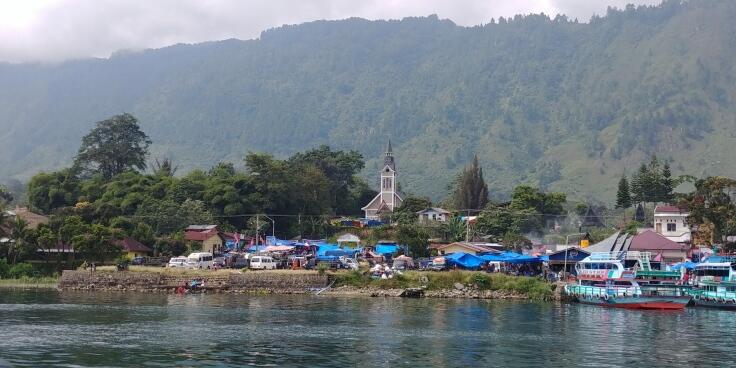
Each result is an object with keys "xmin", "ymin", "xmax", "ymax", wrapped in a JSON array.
[{"xmin": 1, "ymin": 290, "xmax": 735, "ymax": 367}]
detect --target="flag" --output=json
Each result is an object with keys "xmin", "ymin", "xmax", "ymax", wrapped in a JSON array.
[{"xmin": 233, "ymin": 232, "xmax": 241, "ymax": 249}]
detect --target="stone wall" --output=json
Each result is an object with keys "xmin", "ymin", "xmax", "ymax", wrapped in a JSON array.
[{"xmin": 59, "ymin": 270, "xmax": 329, "ymax": 293}]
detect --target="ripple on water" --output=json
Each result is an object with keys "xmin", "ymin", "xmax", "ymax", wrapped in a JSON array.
[{"xmin": 2, "ymin": 291, "xmax": 736, "ymax": 367}]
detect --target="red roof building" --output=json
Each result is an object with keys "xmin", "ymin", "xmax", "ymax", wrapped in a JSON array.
[{"xmin": 630, "ymin": 230, "xmax": 687, "ymax": 263}]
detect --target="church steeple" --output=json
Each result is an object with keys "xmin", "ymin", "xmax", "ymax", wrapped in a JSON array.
[{"xmin": 383, "ymin": 139, "xmax": 395, "ymax": 171}]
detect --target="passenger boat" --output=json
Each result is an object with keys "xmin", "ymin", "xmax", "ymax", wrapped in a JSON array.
[
  {"xmin": 687, "ymin": 259, "xmax": 736, "ymax": 309},
  {"xmin": 565, "ymin": 252, "xmax": 691, "ymax": 310}
]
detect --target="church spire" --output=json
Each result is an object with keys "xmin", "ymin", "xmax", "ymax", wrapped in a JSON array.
[{"xmin": 383, "ymin": 139, "xmax": 396, "ymax": 171}]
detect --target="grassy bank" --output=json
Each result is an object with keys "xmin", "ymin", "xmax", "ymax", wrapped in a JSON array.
[
  {"xmin": 0, "ymin": 276, "xmax": 59, "ymax": 289},
  {"xmin": 333, "ymin": 270, "xmax": 554, "ymax": 301}
]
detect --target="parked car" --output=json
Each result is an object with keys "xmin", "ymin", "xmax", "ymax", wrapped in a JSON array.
[
  {"xmin": 186, "ymin": 252, "xmax": 214, "ymax": 269},
  {"xmin": 131, "ymin": 257, "xmax": 146, "ymax": 266},
  {"xmin": 213, "ymin": 256, "xmax": 226, "ymax": 268},
  {"xmin": 249, "ymin": 256, "xmax": 277, "ymax": 270},
  {"xmin": 167, "ymin": 256, "xmax": 188, "ymax": 268},
  {"xmin": 233, "ymin": 256, "xmax": 249, "ymax": 269}
]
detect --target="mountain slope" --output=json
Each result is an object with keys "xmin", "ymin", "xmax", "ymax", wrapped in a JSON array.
[{"xmin": 1, "ymin": 0, "xmax": 735, "ymax": 202}]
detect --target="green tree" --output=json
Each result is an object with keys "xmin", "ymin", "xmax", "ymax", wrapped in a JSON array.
[
  {"xmin": 0, "ymin": 185, "xmax": 13, "ymax": 204},
  {"xmin": 393, "ymin": 196, "xmax": 432, "ymax": 225},
  {"xmin": 660, "ymin": 163, "xmax": 675, "ymax": 204},
  {"xmin": 684, "ymin": 176, "xmax": 736, "ymax": 243},
  {"xmin": 451, "ymin": 155, "xmax": 489, "ymax": 210},
  {"xmin": 615, "ymin": 175, "xmax": 632, "ymax": 209},
  {"xmin": 5, "ymin": 218, "xmax": 32, "ymax": 264},
  {"xmin": 72, "ymin": 224, "xmax": 122, "ymax": 263},
  {"xmin": 27, "ymin": 169, "xmax": 80, "ymax": 214},
  {"xmin": 396, "ymin": 223, "xmax": 430, "ymax": 257},
  {"xmin": 74, "ymin": 113, "xmax": 152, "ymax": 180}
]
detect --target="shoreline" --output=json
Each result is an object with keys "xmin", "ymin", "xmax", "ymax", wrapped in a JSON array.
[{"xmin": 49, "ymin": 269, "xmax": 556, "ymax": 301}]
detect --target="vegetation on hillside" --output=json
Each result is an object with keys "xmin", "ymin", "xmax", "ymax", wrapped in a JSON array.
[{"xmin": 1, "ymin": 1, "xmax": 736, "ymax": 201}]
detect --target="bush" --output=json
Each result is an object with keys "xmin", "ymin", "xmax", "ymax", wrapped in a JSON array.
[
  {"xmin": 9, "ymin": 263, "xmax": 35, "ymax": 279},
  {"xmin": 317, "ymin": 262, "xmax": 329, "ymax": 276},
  {"xmin": 0, "ymin": 258, "xmax": 9, "ymax": 278}
]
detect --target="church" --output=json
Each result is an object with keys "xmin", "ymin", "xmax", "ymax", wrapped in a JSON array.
[{"xmin": 362, "ymin": 140, "xmax": 403, "ymax": 220}]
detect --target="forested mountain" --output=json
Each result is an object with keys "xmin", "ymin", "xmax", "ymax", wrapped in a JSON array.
[{"xmin": 1, "ymin": 0, "xmax": 735, "ymax": 202}]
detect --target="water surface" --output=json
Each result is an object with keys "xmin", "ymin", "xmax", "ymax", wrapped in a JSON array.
[{"xmin": 0, "ymin": 291, "xmax": 734, "ymax": 367}]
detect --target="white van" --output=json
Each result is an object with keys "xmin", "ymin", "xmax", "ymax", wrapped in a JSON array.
[
  {"xmin": 249, "ymin": 256, "xmax": 277, "ymax": 270},
  {"xmin": 186, "ymin": 252, "xmax": 214, "ymax": 269}
]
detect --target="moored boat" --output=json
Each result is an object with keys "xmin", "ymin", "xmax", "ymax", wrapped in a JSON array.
[
  {"xmin": 686, "ymin": 260, "xmax": 736, "ymax": 309},
  {"xmin": 566, "ymin": 251, "xmax": 691, "ymax": 310},
  {"xmin": 565, "ymin": 278, "xmax": 691, "ymax": 310}
]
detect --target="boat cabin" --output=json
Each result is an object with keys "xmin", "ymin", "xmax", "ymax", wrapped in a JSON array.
[{"xmin": 694, "ymin": 262, "xmax": 736, "ymax": 283}]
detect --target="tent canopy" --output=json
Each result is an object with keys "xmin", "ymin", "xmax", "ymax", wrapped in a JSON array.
[
  {"xmin": 376, "ymin": 244, "xmax": 400, "ymax": 255},
  {"xmin": 444, "ymin": 252, "xmax": 484, "ymax": 269}
]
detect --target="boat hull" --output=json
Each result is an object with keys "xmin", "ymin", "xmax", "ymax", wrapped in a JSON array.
[
  {"xmin": 576, "ymin": 296, "xmax": 691, "ymax": 310},
  {"xmin": 692, "ymin": 299, "xmax": 736, "ymax": 310}
]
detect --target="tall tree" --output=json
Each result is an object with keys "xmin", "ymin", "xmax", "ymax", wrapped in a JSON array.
[
  {"xmin": 684, "ymin": 176, "xmax": 736, "ymax": 243},
  {"xmin": 452, "ymin": 155, "xmax": 489, "ymax": 210},
  {"xmin": 74, "ymin": 113, "xmax": 151, "ymax": 180},
  {"xmin": 660, "ymin": 162, "xmax": 674, "ymax": 204},
  {"xmin": 615, "ymin": 175, "xmax": 632, "ymax": 209}
]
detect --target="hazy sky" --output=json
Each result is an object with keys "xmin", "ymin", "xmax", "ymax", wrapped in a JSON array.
[{"xmin": 0, "ymin": 0, "xmax": 661, "ymax": 63}]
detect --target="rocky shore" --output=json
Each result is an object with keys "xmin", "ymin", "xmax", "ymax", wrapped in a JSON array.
[{"xmin": 56, "ymin": 270, "xmax": 545, "ymax": 300}]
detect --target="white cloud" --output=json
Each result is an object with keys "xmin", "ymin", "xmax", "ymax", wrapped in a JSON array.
[{"xmin": 0, "ymin": 0, "xmax": 662, "ymax": 63}]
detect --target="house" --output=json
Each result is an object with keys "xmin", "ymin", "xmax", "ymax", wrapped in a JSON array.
[
  {"xmin": 3, "ymin": 206, "xmax": 49, "ymax": 230},
  {"xmin": 336, "ymin": 233, "xmax": 361, "ymax": 248},
  {"xmin": 417, "ymin": 207, "xmax": 451, "ymax": 223},
  {"xmin": 184, "ymin": 225, "xmax": 224, "ymax": 253},
  {"xmin": 653, "ymin": 205, "xmax": 691, "ymax": 244},
  {"xmin": 430, "ymin": 242, "xmax": 504, "ymax": 256},
  {"xmin": 362, "ymin": 140, "xmax": 403, "ymax": 220},
  {"xmin": 116, "ymin": 237, "xmax": 152, "ymax": 259},
  {"xmin": 546, "ymin": 247, "xmax": 591, "ymax": 274},
  {"xmin": 629, "ymin": 229, "xmax": 688, "ymax": 264}
]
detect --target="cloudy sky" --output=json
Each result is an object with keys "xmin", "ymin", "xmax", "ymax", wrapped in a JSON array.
[{"xmin": 0, "ymin": 0, "xmax": 661, "ymax": 63}]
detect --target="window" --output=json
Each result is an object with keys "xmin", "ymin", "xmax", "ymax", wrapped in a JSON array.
[{"xmin": 667, "ymin": 223, "xmax": 676, "ymax": 232}]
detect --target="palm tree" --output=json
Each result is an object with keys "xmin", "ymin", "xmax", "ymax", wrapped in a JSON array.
[{"xmin": 8, "ymin": 218, "xmax": 30, "ymax": 264}]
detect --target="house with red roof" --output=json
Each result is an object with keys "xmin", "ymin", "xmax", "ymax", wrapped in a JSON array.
[
  {"xmin": 653, "ymin": 205, "xmax": 691, "ymax": 244},
  {"xmin": 184, "ymin": 225, "xmax": 224, "ymax": 253},
  {"xmin": 629, "ymin": 230, "xmax": 688, "ymax": 264}
]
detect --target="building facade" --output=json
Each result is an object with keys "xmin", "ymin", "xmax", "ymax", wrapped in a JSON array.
[
  {"xmin": 654, "ymin": 205, "xmax": 691, "ymax": 244},
  {"xmin": 362, "ymin": 141, "xmax": 403, "ymax": 220}
]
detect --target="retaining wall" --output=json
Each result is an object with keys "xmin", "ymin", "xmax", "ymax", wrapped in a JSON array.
[{"xmin": 59, "ymin": 270, "xmax": 329, "ymax": 293}]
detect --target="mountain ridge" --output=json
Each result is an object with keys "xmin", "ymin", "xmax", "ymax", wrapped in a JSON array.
[{"xmin": 1, "ymin": 0, "xmax": 735, "ymax": 203}]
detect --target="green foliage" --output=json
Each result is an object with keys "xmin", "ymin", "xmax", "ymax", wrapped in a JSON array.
[
  {"xmin": 73, "ymin": 113, "xmax": 152, "ymax": 180},
  {"xmin": 8, "ymin": 263, "xmax": 35, "ymax": 278},
  {"xmin": 683, "ymin": 176, "xmax": 736, "ymax": 242},
  {"xmin": 616, "ymin": 175, "xmax": 632, "ymax": 209},
  {"xmin": 27, "ymin": 169, "xmax": 80, "ymax": 214},
  {"xmin": 0, "ymin": 258, "xmax": 9, "ymax": 278},
  {"xmin": 630, "ymin": 155, "xmax": 676, "ymax": 205},
  {"xmin": 317, "ymin": 262, "xmax": 329, "ymax": 276},
  {"xmin": 0, "ymin": 185, "xmax": 13, "ymax": 204},
  {"xmin": 395, "ymin": 223, "xmax": 430, "ymax": 257},
  {"xmin": 71, "ymin": 224, "xmax": 122, "ymax": 263},
  {"xmin": 3, "ymin": 2, "xmax": 733, "ymax": 202},
  {"xmin": 392, "ymin": 196, "xmax": 432, "ymax": 224},
  {"xmin": 451, "ymin": 155, "xmax": 489, "ymax": 210}
]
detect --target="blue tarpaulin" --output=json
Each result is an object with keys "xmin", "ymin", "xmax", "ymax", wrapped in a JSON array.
[
  {"xmin": 444, "ymin": 252, "xmax": 484, "ymax": 270},
  {"xmin": 479, "ymin": 251, "xmax": 541, "ymax": 264},
  {"xmin": 376, "ymin": 244, "xmax": 400, "ymax": 255},
  {"xmin": 316, "ymin": 244, "xmax": 341, "ymax": 256},
  {"xmin": 325, "ymin": 249, "xmax": 360, "ymax": 257},
  {"xmin": 671, "ymin": 261, "xmax": 698, "ymax": 270}
]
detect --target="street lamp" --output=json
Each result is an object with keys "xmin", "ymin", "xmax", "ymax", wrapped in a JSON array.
[{"xmin": 262, "ymin": 214, "xmax": 276, "ymax": 239}]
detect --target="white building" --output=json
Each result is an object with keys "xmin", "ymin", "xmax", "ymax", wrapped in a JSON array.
[
  {"xmin": 362, "ymin": 140, "xmax": 403, "ymax": 220},
  {"xmin": 417, "ymin": 207, "xmax": 451, "ymax": 223},
  {"xmin": 654, "ymin": 205, "xmax": 691, "ymax": 244}
]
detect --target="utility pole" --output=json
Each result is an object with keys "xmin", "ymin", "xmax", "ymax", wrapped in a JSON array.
[
  {"xmin": 465, "ymin": 210, "xmax": 470, "ymax": 243},
  {"xmin": 255, "ymin": 214, "xmax": 259, "ymax": 248}
]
